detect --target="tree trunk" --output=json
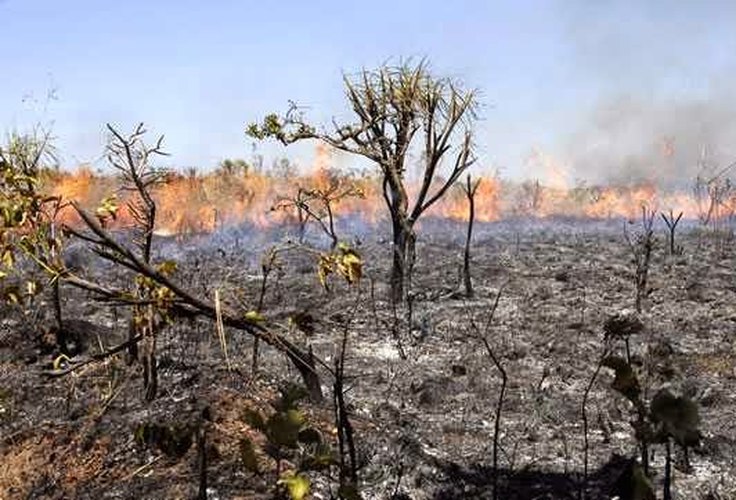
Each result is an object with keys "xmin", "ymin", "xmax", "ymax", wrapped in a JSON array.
[
  {"xmin": 405, "ymin": 230, "xmax": 417, "ymax": 297},
  {"xmin": 389, "ymin": 220, "xmax": 416, "ymax": 304},
  {"xmin": 463, "ymin": 187, "xmax": 476, "ymax": 298},
  {"xmin": 390, "ymin": 221, "xmax": 407, "ymax": 304}
]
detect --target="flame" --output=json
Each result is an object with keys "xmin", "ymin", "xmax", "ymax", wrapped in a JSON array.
[
  {"xmin": 430, "ymin": 177, "xmax": 502, "ymax": 221},
  {"xmin": 44, "ymin": 145, "xmax": 735, "ymax": 236}
]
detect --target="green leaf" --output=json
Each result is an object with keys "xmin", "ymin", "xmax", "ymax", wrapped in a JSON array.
[
  {"xmin": 95, "ymin": 194, "xmax": 119, "ymax": 222},
  {"xmin": 245, "ymin": 310, "xmax": 266, "ymax": 323},
  {"xmin": 650, "ymin": 389, "xmax": 702, "ymax": 447},
  {"xmin": 602, "ymin": 355, "xmax": 641, "ymax": 404},
  {"xmin": 289, "ymin": 311, "xmax": 317, "ymax": 336},
  {"xmin": 337, "ymin": 246, "xmax": 362, "ymax": 285},
  {"xmin": 278, "ymin": 471, "xmax": 310, "ymax": 500},
  {"xmin": 302, "ymin": 442, "xmax": 336, "ymax": 470},
  {"xmin": 52, "ymin": 354, "xmax": 72, "ymax": 371},
  {"xmin": 276, "ymin": 383, "xmax": 308, "ymax": 411},
  {"xmin": 604, "ymin": 313, "xmax": 644, "ymax": 339},
  {"xmin": 1, "ymin": 249, "xmax": 14, "ymax": 268},
  {"xmin": 317, "ymin": 254, "xmax": 334, "ymax": 289},
  {"xmin": 267, "ymin": 409, "xmax": 305, "ymax": 448},
  {"xmin": 156, "ymin": 260, "xmax": 177, "ymax": 276}
]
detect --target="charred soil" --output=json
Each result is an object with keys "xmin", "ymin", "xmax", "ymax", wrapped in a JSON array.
[{"xmin": 2, "ymin": 219, "xmax": 735, "ymax": 499}]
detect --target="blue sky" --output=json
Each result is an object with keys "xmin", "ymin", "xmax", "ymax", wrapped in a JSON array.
[{"xmin": 2, "ymin": 0, "xmax": 735, "ymax": 183}]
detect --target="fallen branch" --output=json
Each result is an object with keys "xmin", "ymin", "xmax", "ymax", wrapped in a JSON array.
[{"xmin": 42, "ymin": 333, "xmax": 144, "ymax": 378}]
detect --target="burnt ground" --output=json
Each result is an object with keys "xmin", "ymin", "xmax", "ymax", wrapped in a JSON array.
[{"xmin": 2, "ymin": 217, "xmax": 736, "ymax": 499}]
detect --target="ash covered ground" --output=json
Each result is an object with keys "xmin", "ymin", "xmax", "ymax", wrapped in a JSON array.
[{"xmin": 2, "ymin": 217, "xmax": 736, "ymax": 499}]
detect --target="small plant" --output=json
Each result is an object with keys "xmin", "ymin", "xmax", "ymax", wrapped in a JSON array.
[
  {"xmin": 135, "ymin": 420, "xmax": 195, "ymax": 458},
  {"xmin": 468, "ymin": 285, "xmax": 506, "ymax": 500},
  {"xmin": 692, "ymin": 168, "xmax": 736, "ymax": 251},
  {"xmin": 624, "ymin": 206, "xmax": 657, "ymax": 313},
  {"xmin": 332, "ymin": 296, "xmax": 362, "ymax": 500},
  {"xmin": 241, "ymin": 384, "xmax": 333, "ymax": 499},
  {"xmin": 0, "ymin": 128, "xmax": 63, "ymax": 310},
  {"xmin": 1, "ymin": 124, "xmax": 330, "ymax": 402},
  {"xmin": 317, "ymin": 242, "xmax": 363, "ymax": 291},
  {"xmin": 272, "ymin": 167, "xmax": 363, "ymax": 249},
  {"xmin": 250, "ymin": 246, "xmax": 281, "ymax": 376},
  {"xmin": 581, "ymin": 312, "xmax": 651, "ymax": 499},
  {"xmin": 602, "ymin": 356, "xmax": 702, "ymax": 499},
  {"xmin": 604, "ymin": 312, "xmax": 645, "ymax": 365}
]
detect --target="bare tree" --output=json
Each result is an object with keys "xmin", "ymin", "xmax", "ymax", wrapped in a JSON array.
[
  {"xmin": 272, "ymin": 170, "xmax": 363, "ymax": 250},
  {"xmin": 460, "ymin": 174, "xmax": 481, "ymax": 298},
  {"xmin": 248, "ymin": 59, "xmax": 478, "ymax": 302},
  {"xmin": 624, "ymin": 206, "xmax": 656, "ymax": 313},
  {"xmin": 660, "ymin": 209, "xmax": 683, "ymax": 256}
]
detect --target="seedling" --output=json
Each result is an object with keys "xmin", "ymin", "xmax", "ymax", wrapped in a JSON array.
[
  {"xmin": 241, "ymin": 384, "xmax": 334, "ymax": 499},
  {"xmin": 602, "ymin": 356, "xmax": 702, "ymax": 499}
]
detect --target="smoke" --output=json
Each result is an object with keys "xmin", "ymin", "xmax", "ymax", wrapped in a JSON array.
[
  {"xmin": 554, "ymin": 1, "xmax": 736, "ymax": 188},
  {"xmin": 564, "ymin": 90, "xmax": 736, "ymax": 188}
]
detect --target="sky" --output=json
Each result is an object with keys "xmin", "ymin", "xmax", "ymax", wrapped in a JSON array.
[{"xmin": 2, "ymin": 0, "xmax": 736, "ymax": 184}]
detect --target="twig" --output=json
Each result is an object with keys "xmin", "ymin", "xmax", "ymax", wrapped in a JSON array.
[
  {"xmin": 125, "ymin": 456, "xmax": 162, "ymax": 481},
  {"xmin": 42, "ymin": 333, "xmax": 144, "ymax": 378},
  {"xmin": 469, "ymin": 284, "xmax": 506, "ymax": 500},
  {"xmin": 214, "ymin": 289, "xmax": 231, "ymax": 371},
  {"xmin": 580, "ymin": 350, "xmax": 608, "ymax": 500}
]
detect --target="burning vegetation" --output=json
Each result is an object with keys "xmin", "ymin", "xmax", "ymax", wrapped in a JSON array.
[
  {"xmin": 42, "ymin": 159, "xmax": 735, "ymax": 232},
  {"xmin": 2, "ymin": 60, "xmax": 736, "ymax": 500}
]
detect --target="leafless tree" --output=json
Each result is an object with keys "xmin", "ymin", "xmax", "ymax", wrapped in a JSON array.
[
  {"xmin": 624, "ymin": 206, "xmax": 656, "ymax": 313},
  {"xmin": 660, "ymin": 209, "xmax": 683, "ymax": 256},
  {"xmin": 273, "ymin": 170, "xmax": 363, "ymax": 250},
  {"xmin": 460, "ymin": 174, "xmax": 481, "ymax": 298}
]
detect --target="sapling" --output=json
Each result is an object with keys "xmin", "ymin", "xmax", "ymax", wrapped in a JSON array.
[
  {"xmin": 460, "ymin": 174, "xmax": 481, "ymax": 298},
  {"xmin": 468, "ymin": 284, "xmax": 506, "ymax": 500},
  {"xmin": 660, "ymin": 210, "xmax": 683, "ymax": 256},
  {"xmin": 650, "ymin": 389, "xmax": 702, "ymax": 500},
  {"xmin": 333, "ymin": 295, "xmax": 362, "ymax": 498},
  {"xmin": 0, "ymin": 128, "xmax": 67, "ymax": 345},
  {"xmin": 99, "ymin": 123, "xmax": 169, "ymax": 400},
  {"xmin": 272, "ymin": 169, "xmax": 363, "ymax": 250},
  {"xmin": 600, "ymin": 356, "xmax": 702, "ymax": 498},
  {"xmin": 624, "ymin": 206, "xmax": 656, "ymax": 313},
  {"xmin": 242, "ymin": 385, "xmax": 324, "ymax": 499},
  {"xmin": 580, "ymin": 350, "xmax": 609, "ymax": 500},
  {"xmin": 604, "ymin": 312, "xmax": 645, "ymax": 366}
]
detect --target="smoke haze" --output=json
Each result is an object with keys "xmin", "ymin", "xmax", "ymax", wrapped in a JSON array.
[{"xmin": 550, "ymin": 1, "xmax": 736, "ymax": 188}]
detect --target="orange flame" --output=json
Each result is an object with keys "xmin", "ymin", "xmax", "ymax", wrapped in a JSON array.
[{"xmin": 45, "ymin": 146, "xmax": 730, "ymax": 236}]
